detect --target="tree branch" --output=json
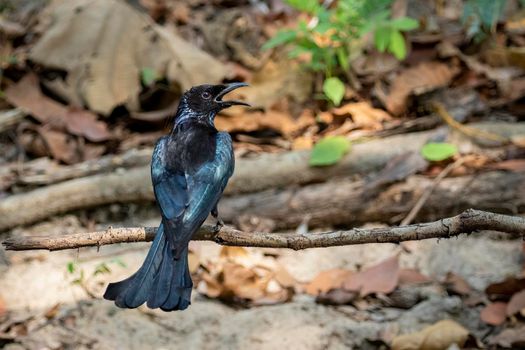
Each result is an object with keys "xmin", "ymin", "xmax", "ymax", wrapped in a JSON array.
[{"xmin": 3, "ymin": 209, "xmax": 524, "ymax": 252}]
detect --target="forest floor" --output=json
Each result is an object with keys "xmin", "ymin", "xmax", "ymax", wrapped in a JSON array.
[{"xmin": 1, "ymin": 0, "xmax": 525, "ymax": 349}]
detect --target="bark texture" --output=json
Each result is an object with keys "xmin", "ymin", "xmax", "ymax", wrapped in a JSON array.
[{"xmin": 3, "ymin": 209, "xmax": 524, "ymax": 251}]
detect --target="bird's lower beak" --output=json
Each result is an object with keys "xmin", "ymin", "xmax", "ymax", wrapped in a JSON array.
[{"xmin": 215, "ymin": 82, "xmax": 250, "ymax": 107}]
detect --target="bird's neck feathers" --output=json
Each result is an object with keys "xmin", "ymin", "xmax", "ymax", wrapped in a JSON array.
[{"xmin": 172, "ymin": 96, "xmax": 217, "ymax": 132}]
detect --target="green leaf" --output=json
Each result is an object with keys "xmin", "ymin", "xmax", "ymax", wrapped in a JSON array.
[
  {"xmin": 374, "ymin": 26, "xmax": 391, "ymax": 52},
  {"xmin": 262, "ymin": 30, "xmax": 297, "ymax": 50},
  {"xmin": 390, "ymin": 17, "xmax": 419, "ymax": 31},
  {"xmin": 286, "ymin": 0, "xmax": 320, "ymax": 14},
  {"xmin": 323, "ymin": 77, "xmax": 345, "ymax": 106},
  {"xmin": 141, "ymin": 67, "xmax": 158, "ymax": 86},
  {"xmin": 310, "ymin": 136, "xmax": 351, "ymax": 167},
  {"xmin": 67, "ymin": 261, "xmax": 76, "ymax": 274},
  {"xmin": 421, "ymin": 142, "xmax": 458, "ymax": 162},
  {"xmin": 388, "ymin": 30, "xmax": 407, "ymax": 60},
  {"xmin": 336, "ymin": 47, "xmax": 349, "ymax": 71},
  {"xmin": 94, "ymin": 262, "xmax": 111, "ymax": 276}
]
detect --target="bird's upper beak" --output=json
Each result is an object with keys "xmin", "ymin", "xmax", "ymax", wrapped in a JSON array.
[{"xmin": 215, "ymin": 82, "xmax": 250, "ymax": 107}]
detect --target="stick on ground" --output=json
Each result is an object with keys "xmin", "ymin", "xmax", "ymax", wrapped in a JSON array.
[{"xmin": 3, "ymin": 209, "xmax": 524, "ymax": 252}]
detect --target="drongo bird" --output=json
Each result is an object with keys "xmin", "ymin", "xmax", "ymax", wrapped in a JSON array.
[{"xmin": 104, "ymin": 82, "xmax": 249, "ymax": 311}]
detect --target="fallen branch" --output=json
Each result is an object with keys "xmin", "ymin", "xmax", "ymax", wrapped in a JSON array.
[
  {"xmin": 1, "ymin": 122, "xmax": 523, "ymax": 231},
  {"xmin": 3, "ymin": 209, "xmax": 524, "ymax": 251},
  {"xmin": 219, "ymin": 170, "xmax": 525, "ymax": 230}
]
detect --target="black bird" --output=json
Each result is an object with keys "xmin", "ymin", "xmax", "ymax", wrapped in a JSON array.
[{"xmin": 104, "ymin": 82, "xmax": 249, "ymax": 311}]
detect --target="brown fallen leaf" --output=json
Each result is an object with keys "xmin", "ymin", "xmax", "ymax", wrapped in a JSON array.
[
  {"xmin": 507, "ymin": 289, "xmax": 525, "ymax": 316},
  {"xmin": 332, "ymin": 101, "xmax": 391, "ymax": 130},
  {"xmin": 5, "ymin": 74, "xmax": 68, "ymax": 126},
  {"xmin": 30, "ymin": 0, "xmax": 229, "ymax": 114},
  {"xmin": 273, "ymin": 265, "xmax": 296, "ymax": 289},
  {"xmin": 305, "ymin": 269, "xmax": 354, "ymax": 295},
  {"xmin": 444, "ymin": 272, "xmax": 471, "ymax": 296},
  {"xmin": 292, "ymin": 135, "xmax": 314, "ymax": 150},
  {"xmin": 44, "ymin": 303, "xmax": 61, "ymax": 320},
  {"xmin": 38, "ymin": 129, "xmax": 77, "ymax": 164},
  {"xmin": 488, "ymin": 326, "xmax": 525, "ymax": 348},
  {"xmin": 480, "ymin": 302, "xmax": 508, "ymax": 326},
  {"xmin": 382, "ymin": 62, "xmax": 459, "ymax": 115},
  {"xmin": 219, "ymin": 246, "xmax": 249, "ymax": 260},
  {"xmin": 391, "ymin": 319, "xmax": 469, "ymax": 350},
  {"xmin": 188, "ymin": 250, "xmax": 200, "ymax": 274},
  {"xmin": 216, "ymin": 109, "xmax": 315, "ymax": 138},
  {"xmin": 65, "ymin": 108, "xmax": 111, "ymax": 142},
  {"xmin": 223, "ymin": 57, "xmax": 313, "ymax": 111},
  {"xmin": 398, "ymin": 268, "xmax": 432, "ymax": 285},
  {"xmin": 485, "ymin": 277, "xmax": 525, "ymax": 298},
  {"xmin": 199, "ymin": 248, "xmax": 294, "ymax": 306},
  {"xmin": 343, "ymin": 255, "xmax": 400, "ymax": 296}
]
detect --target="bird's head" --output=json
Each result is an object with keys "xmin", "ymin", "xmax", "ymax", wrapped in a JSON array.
[{"xmin": 175, "ymin": 82, "xmax": 249, "ymax": 127}]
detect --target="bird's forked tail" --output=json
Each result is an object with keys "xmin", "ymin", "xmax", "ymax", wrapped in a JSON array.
[{"xmin": 103, "ymin": 224, "xmax": 192, "ymax": 311}]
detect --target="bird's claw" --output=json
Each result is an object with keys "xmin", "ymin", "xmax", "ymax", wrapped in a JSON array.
[{"xmin": 213, "ymin": 218, "xmax": 224, "ymax": 233}]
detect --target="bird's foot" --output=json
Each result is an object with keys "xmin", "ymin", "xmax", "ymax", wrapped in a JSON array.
[{"xmin": 213, "ymin": 218, "xmax": 224, "ymax": 233}]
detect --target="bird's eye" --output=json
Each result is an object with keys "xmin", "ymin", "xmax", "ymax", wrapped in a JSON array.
[{"xmin": 201, "ymin": 92, "xmax": 211, "ymax": 99}]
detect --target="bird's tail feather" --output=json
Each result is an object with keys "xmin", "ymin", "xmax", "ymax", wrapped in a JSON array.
[{"xmin": 103, "ymin": 224, "xmax": 192, "ymax": 311}]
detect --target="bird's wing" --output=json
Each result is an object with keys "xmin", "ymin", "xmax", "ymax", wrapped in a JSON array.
[
  {"xmin": 151, "ymin": 133, "xmax": 234, "ymax": 257},
  {"xmin": 151, "ymin": 137, "xmax": 188, "ymax": 222},
  {"xmin": 182, "ymin": 132, "xmax": 234, "ymax": 233}
]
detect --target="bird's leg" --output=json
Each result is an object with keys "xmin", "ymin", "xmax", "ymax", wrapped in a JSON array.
[{"xmin": 211, "ymin": 205, "xmax": 223, "ymax": 233}]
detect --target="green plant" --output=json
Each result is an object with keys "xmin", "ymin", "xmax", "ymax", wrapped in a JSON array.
[
  {"xmin": 263, "ymin": 0, "xmax": 418, "ymax": 105},
  {"xmin": 462, "ymin": 0, "xmax": 507, "ymax": 43},
  {"xmin": 421, "ymin": 142, "xmax": 458, "ymax": 162},
  {"xmin": 310, "ymin": 135, "xmax": 351, "ymax": 166},
  {"xmin": 66, "ymin": 258, "xmax": 127, "ymax": 296}
]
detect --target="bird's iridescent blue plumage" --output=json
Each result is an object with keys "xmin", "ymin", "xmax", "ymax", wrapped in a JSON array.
[{"xmin": 104, "ymin": 83, "xmax": 245, "ymax": 311}]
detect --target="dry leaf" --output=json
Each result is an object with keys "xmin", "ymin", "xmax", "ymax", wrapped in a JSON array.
[
  {"xmin": 200, "ymin": 248, "xmax": 294, "ymax": 305},
  {"xmin": 5, "ymin": 74, "xmax": 69, "ymax": 126},
  {"xmin": 292, "ymin": 136, "xmax": 313, "ymax": 150},
  {"xmin": 30, "ymin": 0, "xmax": 229, "ymax": 114},
  {"xmin": 38, "ymin": 129, "xmax": 77, "ymax": 164},
  {"xmin": 485, "ymin": 277, "xmax": 525, "ymax": 298},
  {"xmin": 391, "ymin": 320, "xmax": 469, "ymax": 350},
  {"xmin": 216, "ymin": 109, "xmax": 314, "ymax": 138},
  {"xmin": 273, "ymin": 265, "xmax": 296, "ymax": 288},
  {"xmin": 65, "ymin": 108, "xmax": 111, "ymax": 142},
  {"xmin": 332, "ymin": 101, "xmax": 391, "ymax": 130},
  {"xmin": 488, "ymin": 326, "xmax": 525, "ymax": 348},
  {"xmin": 507, "ymin": 289, "xmax": 525, "ymax": 316},
  {"xmin": 480, "ymin": 302, "xmax": 507, "ymax": 325},
  {"xmin": 398, "ymin": 268, "xmax": 432, "ymax": 285},
  {"xmin": 305, "ymin": 269, "xmax": 353, "ymax": 295},
  {"xmin": 223, "ymin": 57, "xmax": 312, "ymax": 110},
  {"xmin": 343, "ymin": 255, "xmax": 400, "ymax": 296},
  {"xmin": 444, "ymin": 272, "xmax": 471, "ymax": 296},
  {"xmin": 44, "ymin": 303, "xmax": 61, "ymax": 319},
  {"xmin": 383, "ymin": 62, "xmax": 459, "ymax": 115},
  {"xmin": 188, "ymin": 250, "xmax": 200, "ymax": 274},
  {"xmin": 219, "ymin": 246, "xmax": 249, "ymax": 260}
]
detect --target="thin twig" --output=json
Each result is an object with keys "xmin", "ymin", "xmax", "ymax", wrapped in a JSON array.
[
  {"xmin": 2, "ymin": 209, "xmax": 524, "ymax": 252},
  {"xmin": 401, "ymin": 157, "xmax": 465, "ymax": 226},
  {"xmin": 432, "ymin": 102, "xmax": 509, "ymax": 144}
]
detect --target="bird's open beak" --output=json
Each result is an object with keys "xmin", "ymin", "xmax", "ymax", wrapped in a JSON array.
[{"xmin": 215, "ymin": 82, "xmax": 250, "ymax": 107}]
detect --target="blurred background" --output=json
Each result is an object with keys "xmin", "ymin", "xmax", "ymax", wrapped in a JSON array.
[{"xmin": 0, "ymin": 0, "xmax": 525, "ymax": 349}]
